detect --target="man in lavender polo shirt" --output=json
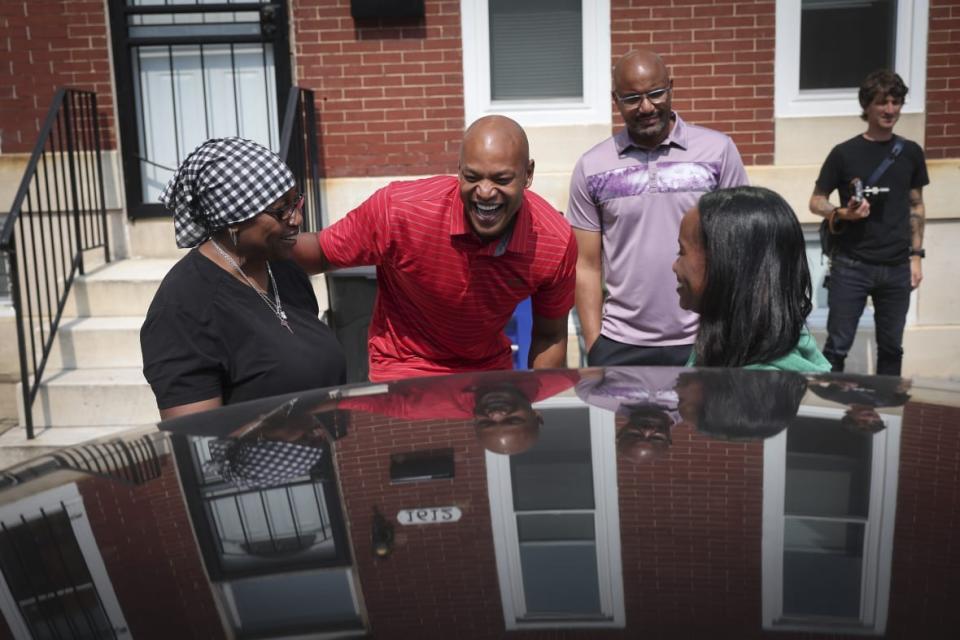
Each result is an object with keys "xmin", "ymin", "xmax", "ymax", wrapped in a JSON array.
[{"xmin": 568, "ymin": 50, "xmax": 748, "ymax": 366}]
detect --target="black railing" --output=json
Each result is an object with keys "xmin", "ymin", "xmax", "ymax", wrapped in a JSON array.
[
  {"xmin": 0, "ymin": 88, "xmax": 110, "ymax": 439},
  {"xmin": 279, "ymin": 86, "xmax": 324, "ymax": 233}
]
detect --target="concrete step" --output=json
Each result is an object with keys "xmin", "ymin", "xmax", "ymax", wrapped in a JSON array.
[
  {"xmin": 19, "ymin": 367, "xmax": 160, "ymax": 428},
  {"xmin": 62, "ymin": 258, "xmax": 176, "ymax": 317},
  {"xmin": 0, "ymin": 425, "xmax": 148, "ymax": 470},
  {"xmin": 46, "ymin": 316, "xmax": 145, "ymax": 369}
]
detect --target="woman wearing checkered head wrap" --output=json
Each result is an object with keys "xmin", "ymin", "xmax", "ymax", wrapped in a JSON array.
[
  {"xmin": 161, "ymin": 137, "xmax": 298, "ymax": 249},
  {"xmin": 141, "ymin": 137, "xmax": 346, "ymax": 421}
]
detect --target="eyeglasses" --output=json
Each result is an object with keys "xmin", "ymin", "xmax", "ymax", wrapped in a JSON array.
[
  {"xmin": 615, "ymin": 87, "xmax": 671, "ymax": 107},
  {"xmin": 262, "ymin": 192, "xmax": 304, "ymax": 223}
]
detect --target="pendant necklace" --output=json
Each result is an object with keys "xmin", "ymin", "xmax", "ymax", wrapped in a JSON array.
[{"xmin": 209, "ymin": 239, "xmax": 293, "ymax": 333}]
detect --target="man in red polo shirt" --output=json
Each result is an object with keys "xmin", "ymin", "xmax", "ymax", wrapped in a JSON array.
[{"xmin": 292, "ymin": 115, "xmax": 577, "ymax": 382}]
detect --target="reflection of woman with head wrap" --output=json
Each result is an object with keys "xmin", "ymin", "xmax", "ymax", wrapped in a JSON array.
[
  {"xmin": 575, "ymin": 367, "xmax": 684, "ymax": 464},
  {"xmin": 141, "ymin": 138, "xmax": 346, "ymax": 421},
  {"xmin": 203, "ymin": 397, "xmax": 343, "ymax": 488},
  {"xmin": 677, "ymin": 369, "xmax": 808, "ymax": 441}
]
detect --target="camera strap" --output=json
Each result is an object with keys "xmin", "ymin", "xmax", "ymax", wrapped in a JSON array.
[{"xmin": 866, "ymin": 135, "xmax": 904, "ymax": 187}]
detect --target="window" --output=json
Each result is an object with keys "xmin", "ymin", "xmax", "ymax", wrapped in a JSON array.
[
  {"xmin": 762, "ymin": 407, "xmax": 901, "ymax": 634},
  {"xmin": 486, "ymin": 399, "xmax": 624, "ymax": 629},
  {"xmin": 775, "ymin": 0, "xmax": 928, "ymax": 117},
  {"xmin": 460, "ymin": 0, "xmax": 611, "ymax": 127}
]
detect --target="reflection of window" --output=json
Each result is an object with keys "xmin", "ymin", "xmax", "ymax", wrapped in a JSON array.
[
  {"xmin": 187, "ymin": 436, "xmax": 348, "ymax": 577},
  {"xmin": 762, "ymin": 407, "xmax": 901, "ymax": 634},
  {"xmin": 173, "ymin": 435, "xmax": 365, "ymax": 638},
  {"xmin": 460, "ymin": 0, "xmax": 611, "ymax": 126},
  {"xmin": 223, "ymin": 571, "xmax": 365, "ymax": 638},
  {"xmin": 487, "ymin": 400, "xmax": 624, "ymax": 629},
  {"xmin": 774, "ymin": 0, "xmax": 928, "ymax": 117},
  {"xmin": 0, "ymin": 484, "xmax": 131, "ymax": 639}
]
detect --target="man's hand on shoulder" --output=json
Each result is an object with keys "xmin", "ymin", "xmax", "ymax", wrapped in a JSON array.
[{"xmin": 291, "ymin": 231, "xmax": 333, "ymax": 275}]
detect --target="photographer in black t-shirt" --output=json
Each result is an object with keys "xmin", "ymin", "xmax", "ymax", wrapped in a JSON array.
[{"xmin": 809, "ymin": 69, "xmax": 929, "ymax": 376}]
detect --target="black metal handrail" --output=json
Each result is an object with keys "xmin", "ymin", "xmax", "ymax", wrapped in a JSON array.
[
  {"xmin": 279, "ymin": 86, "xmax": 324, "ymax": 233},
  {"xmin": 0, "ymin": 88, "xmax": 110, "ymax": 439}
]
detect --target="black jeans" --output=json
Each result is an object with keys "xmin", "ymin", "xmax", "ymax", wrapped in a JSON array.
[
  {"xmin": 823, "ymin": 255, "xmax": 911, "ymax": 376},
  {"xmin": 587, "ymin": 334, "xmax": 693, "ymax": 366}
]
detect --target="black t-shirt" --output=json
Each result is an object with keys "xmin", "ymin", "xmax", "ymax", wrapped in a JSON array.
[
  {"xmin": 141, "ymin": 249, "xmax": 347, "ymax": 410},
  {"xmin": 815, "ymin": 134, "xmax": 929, "ymax": 264}
]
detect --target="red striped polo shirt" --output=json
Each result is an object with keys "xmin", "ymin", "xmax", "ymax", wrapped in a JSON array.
[{"xmin": 318, "ymin": 175, "xmax": 577, "ymax": 382}]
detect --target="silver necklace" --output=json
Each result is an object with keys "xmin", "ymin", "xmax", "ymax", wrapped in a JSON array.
[{"xmin": 209, "ymin": 239, "xmax": 292, "ymax": 333}]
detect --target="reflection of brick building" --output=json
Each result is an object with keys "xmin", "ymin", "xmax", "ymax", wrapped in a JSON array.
[
  {"xmin": 2, "ymin": 1, "xmax": 959, "ymax": 424},
  {"xmin": 334, "ymin": 412, "xmax": 506, "ymax": 639},
  {"xmin": 79, "ymin": 455, "xmax": 225, "ymax": 640},
  {"xmin": 0, "ymin": 399, "xmax": 958, "ymax": 637},
  {"xmin": 333, "ymin": 401, "xmax": 960, "ymax": 639},
  {"xmin": 887, "ymin": 402, "xmax": 960, "ymax": 637}
]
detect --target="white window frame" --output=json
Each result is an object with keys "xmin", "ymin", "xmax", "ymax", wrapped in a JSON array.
[
  {"xmin": 221, "ymin": 568, "xmax": 366, "ymax": 640},
  {"xmin": 460, "ymin": 0, "xmax": 612, "ymax": 127},
  {"xmin": 485, "ymin": 398, "xmax": 624, "ymax": 630},
  {"xmin": 761, "ymin": 406, "xmax": 901, "ymax": 635},
  {"xmin": 0, "ymin": 483, "xmax": 132, "ymax": 640},
  {"xmin": 775, "ymin": 0, "xmax": 929, "ymax": 118}
]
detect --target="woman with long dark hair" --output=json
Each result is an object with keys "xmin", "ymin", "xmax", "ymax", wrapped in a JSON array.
[{"xmin": 672, "ymin": 186, "xmax": 830, "ymax": 371}]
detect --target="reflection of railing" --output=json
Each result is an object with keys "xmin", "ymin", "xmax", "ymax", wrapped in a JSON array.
[
  {"xmin": 0, "ymin": 434, "xmax": 165, "ymax": 490},
  {"xmin": 209, "ymin": 480, "xmax": 333, "ymax": 560},
  {"xmin": 0, "ymin": 88, "xmax": 110, "ymax": 439},
  {"xmin": 279, "ymin": 86, "xmax": 323, "ymax": 233},
  {"xmin": 50, "ymin": 436, "xmax": 163, "ymax": 486}
]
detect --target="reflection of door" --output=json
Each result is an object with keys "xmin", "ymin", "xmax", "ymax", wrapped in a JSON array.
[
  {"xmin": 172, "ymin": 435, "xmax": 366, "ymax": 637},
  {"xmin": 0, "ymin": 484, "xmax": 131, "ymax": 639},
  {"xmin": 109, "ymin": 0, "xmax": 292, "ymax": 218},
  {"xmin": 486, "ymin": 400, "xmax": 624, "ymax": 630},
  {"xmin": 762, "ymin": 406, "xmax": 901, "ymax": 635}
]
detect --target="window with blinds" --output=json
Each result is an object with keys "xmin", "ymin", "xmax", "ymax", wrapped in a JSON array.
[{"xmin": 488, "ymin": 0, "xmax": 583, "ymax": 101}]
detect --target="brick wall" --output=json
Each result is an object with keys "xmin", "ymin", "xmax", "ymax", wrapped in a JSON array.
[
  {"xmin": 293, "ymin": 0, "xmax": 464, "ymax": 178},
  {"xmin": 926, "ymin": 0, "xmax": 960, "ymax": 158},
  {"xmin": 80, "ymin": 456, "xmax": 226, "ymax": 640},
  {"xmin": 610, "ymin": 0, "xmax": 776, "ymax": 166},
  {"xmin": 0, "ymin": 0, "xmax": 114, "ymax": 153}
]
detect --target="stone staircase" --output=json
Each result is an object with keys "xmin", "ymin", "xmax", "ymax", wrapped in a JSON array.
[{"xmin": 0, "ymin": 253, "xmax": 177, "ymax": 467}]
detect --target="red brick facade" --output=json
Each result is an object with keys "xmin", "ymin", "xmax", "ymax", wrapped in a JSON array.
[
  {"xmin": 292, "ymin": 0, "xmax": 465, "ymax": 177},
  {"xmin": 0, "ymin": 1, "xmax": 956, "ymax": 170},
  {"xmin": 0, "ymin": 0, "xmax": 114, "ymax": 153},
  {"xmin": 611, "ymin": 0, "xmax": 776, "ymax": 166},
  {"xmin": 925, "ymin": 0, "xmax": 960, "ymax": 159}
]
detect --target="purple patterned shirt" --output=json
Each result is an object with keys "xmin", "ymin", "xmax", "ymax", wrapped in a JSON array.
[{"xmin": 567, "ymin": 114, "xmax": 748, "ymax": 347}]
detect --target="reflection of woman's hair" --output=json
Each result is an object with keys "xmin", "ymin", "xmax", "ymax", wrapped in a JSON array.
[
  {"xmin": 694, "ymin": 187, "xmax": 812, "ymax": 367},
  {"xmin": 682, "ymin": 369, "xmax": 808, "ymax": 441}
]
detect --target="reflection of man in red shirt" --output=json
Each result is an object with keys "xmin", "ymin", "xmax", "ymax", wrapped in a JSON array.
[{"xmin": 334, "ymin": 370, "xmax": 580, "ymax": 454}]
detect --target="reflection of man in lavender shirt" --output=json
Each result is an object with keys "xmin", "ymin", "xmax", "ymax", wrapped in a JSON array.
[{"xmin": 567, "ymin": 50, "xmax": 749, "ymax": 366}]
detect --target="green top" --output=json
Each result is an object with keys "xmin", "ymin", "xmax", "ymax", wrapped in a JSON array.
[{"xmin": 685, "ymin": 328, "xmax": 832, "ymax": 372}]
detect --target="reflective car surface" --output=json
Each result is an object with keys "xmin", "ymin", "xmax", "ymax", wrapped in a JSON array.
[{"xmin": 0, "ymin": 368, "xmax": 957, "ymax": 639}]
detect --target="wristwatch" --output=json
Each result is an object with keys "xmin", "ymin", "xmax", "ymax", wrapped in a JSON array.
[{"xmin": 910, "ymin": 248, "xmax": 926, "ymax": 258}]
